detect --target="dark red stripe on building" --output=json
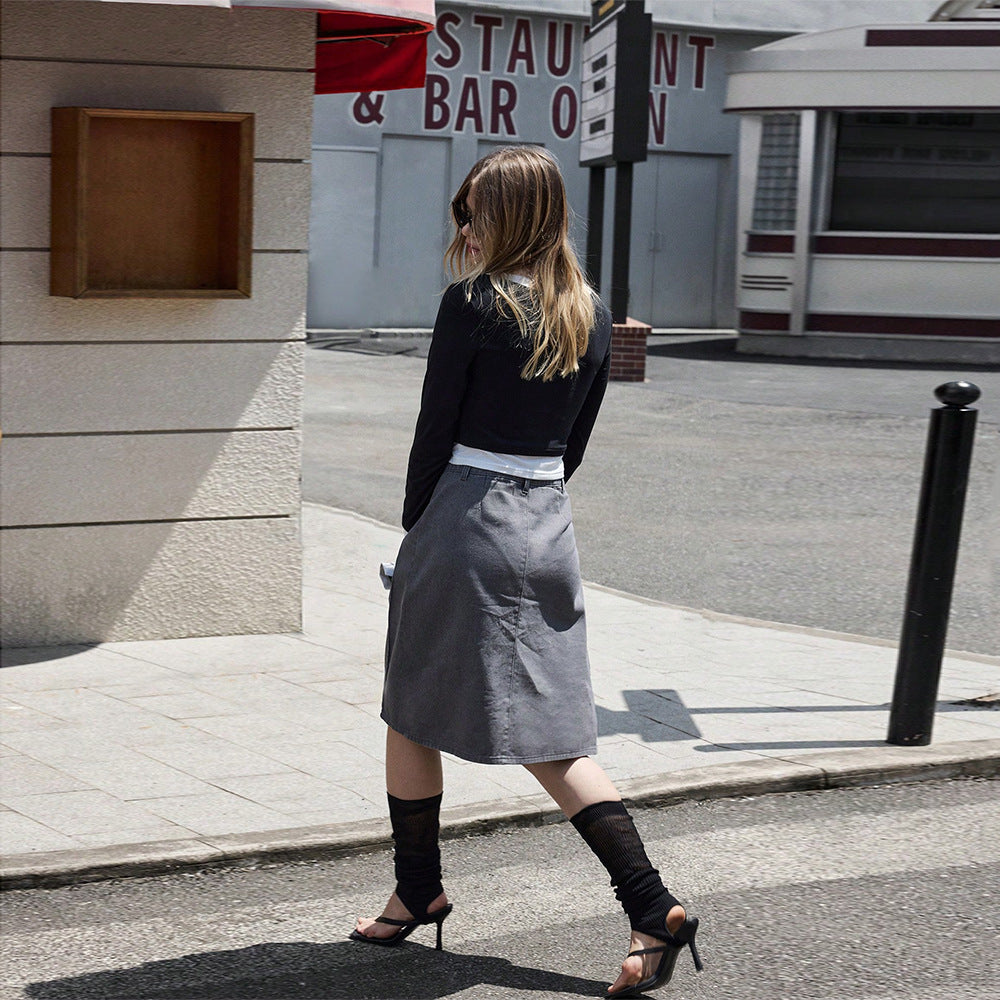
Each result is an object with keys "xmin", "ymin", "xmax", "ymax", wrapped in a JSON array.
[
  {"xmin": 866, "ymin": 28, "xmax": 1000, "ymax": 46},
  {"xmin": 814, "ymin": 235, "xmax": 1000, "ymax": 258},
  {"xmin": 739, "ymin": 312, "xmax": 1000, "ymax": 338},
  {"xmin": 746, "ymin": 233, "xmax": 795, "ymax": 253},
  {"xmin": 807, "ymin": 314, "xmax": 1000, "ymax": 338},
  {"xmin": 739, "ymin": 311, "xmax": 791, "ymax": 332},
  {"xmin": 748, "ymin": 234, "xmax": 1000, "ymax": 257}
]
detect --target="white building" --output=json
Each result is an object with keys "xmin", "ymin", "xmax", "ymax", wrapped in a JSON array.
[{"xmin": 727, "ymin": 0, "xmax": 1000, "ymax": 362}]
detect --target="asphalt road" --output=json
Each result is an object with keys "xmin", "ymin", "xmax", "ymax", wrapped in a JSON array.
[
  {"xmin": 3, "ymin": 777, "xmax": 998, "ymax": 999},
  {"xmin": 302, "ymin": 335, "xmax": 1000, "ymax": 655}
]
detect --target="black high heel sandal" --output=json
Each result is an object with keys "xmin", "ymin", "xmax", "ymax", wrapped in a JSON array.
[
  {"xmin": 349, "ymin": 902, "xmax": 453, "ymax": 951},
  {"xmin": 608, "ymin": 915, "xmax": 703, "ymax": 998}
]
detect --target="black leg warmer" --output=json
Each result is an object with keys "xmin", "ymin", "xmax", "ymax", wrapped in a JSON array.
[
  {"xmin": 387, "ymin": 792, "xmax": 444, "ymax": 919},
  {"xmin": 571, "ymin": 800, "xmax": 680, "ymax": 937}
]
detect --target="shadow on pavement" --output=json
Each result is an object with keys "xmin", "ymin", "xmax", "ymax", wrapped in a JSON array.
[
  {"xmin": 693, "ymin": 739, "xmax": 885, "ymax": 752},
  {"xmin": 0, "ymin": 644, "xmax": 98, "ymax": 667},
  {"xmin": 597, "ymin": 689, "xmax": 996, "ymax": 751},
  {"xmin": 685, "ymin": 701, "xmax": 993, "ymax": 715},
  {"xmin": 308, "ymin": 334, "xmax": 426, "ymax": 358},
  {"xmin": 597, "ymin": 688, "xmax": 699, "ymax": 742},
  {"xmin": 24, "ymin": 940, "xmax": 606, "ymax": 999},
  {"xmin": 646, "ymin": 337, "xmax": 1000, "ymax": 372}
]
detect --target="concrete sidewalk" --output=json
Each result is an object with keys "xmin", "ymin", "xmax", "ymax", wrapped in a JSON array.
[{"xmin": 2, "ymin": 504, "xmax": 998, "ymax": 889}]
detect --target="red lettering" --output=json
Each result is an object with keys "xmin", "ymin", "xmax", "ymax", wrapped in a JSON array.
[
  {"xmin": 490, "ymin": 80, "xmax": 518, "ymax": 136},
  {"xmin": 648, "ymin": 91, "xmax": 667, "ymax": 145},
  {"xmin": 551, "ymin": 84, "xmax": 577, "ymax": 139},
  {"xmin": 546, "ymin": 20, "xmax": 574, "ymax": 78},
  {"xmin": 433, "ymin": 11, "xmax": 462, "ymax": 70},
  {"xmin": 423, "ymin": 74, "xmax": 450, "ymax": 130},
  {"xmin": 506, "ymin": 18, "xmax": 536, "ymax": 75},
  {"xmin": 688, "ymin": 34, "xmax": 715, "ymax": 90},
  {"xmin": 454, "ymin": 76, "xmax": 484, "ymax": 133},
  {"xmin": 653, "ymin": 32, "xmax": 679, "ymax": 87},
  {"xmin": 472, "ymin": 13, "xmax": 503, "ymax": 73}
]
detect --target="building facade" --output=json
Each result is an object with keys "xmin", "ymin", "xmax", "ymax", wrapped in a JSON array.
[
  {"xmin": 308, "ymin": 0, "xmax": 947, "ymax": 332},
  {"xmin": 727, "ymin": 10, "xmax": 1000, "ymax": 362}
]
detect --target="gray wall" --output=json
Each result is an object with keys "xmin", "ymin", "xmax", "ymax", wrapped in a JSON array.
[
  {"xmin": 308, "ymin": 3, "xmax": 775, "ymax": 330},
  {"xmin": 0, "ymin": 0, "xmax": 313, "ymax": 645}
]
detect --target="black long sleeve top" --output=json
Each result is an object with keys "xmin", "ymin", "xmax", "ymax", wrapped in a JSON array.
[{"xmin": 402, "ymin": 276, "xmax": 613, "ymax": 530}]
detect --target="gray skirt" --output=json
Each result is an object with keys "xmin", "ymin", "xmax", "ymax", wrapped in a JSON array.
[{"xmin": 382, "ymin": 463, "xmax": 598, "ymax": 765}]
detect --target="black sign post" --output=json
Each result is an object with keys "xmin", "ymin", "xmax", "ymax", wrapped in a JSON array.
[
  {"xmin": 580, "ymin": 0, "xmax": 652, "ymax": 323},
  {"xmin": 585, "ymin": 165, "xmax": 605, "ymax": 293}
]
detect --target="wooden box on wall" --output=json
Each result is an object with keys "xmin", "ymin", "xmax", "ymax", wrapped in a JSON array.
[{"xmin": 50, "ymin": 108, "xmax": 254, "ymax": 298}]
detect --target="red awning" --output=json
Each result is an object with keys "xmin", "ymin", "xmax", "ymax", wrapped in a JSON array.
[
  {"xmin": 314, "ymin": 8, "xmax": 432, "ymax": 94},
  {"xmin": 234, "ymin": 0, "xmax": 434, "ymax": 94}
]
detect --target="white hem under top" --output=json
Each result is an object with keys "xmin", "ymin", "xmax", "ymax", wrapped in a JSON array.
[{"xmin": 449, "ymin": 444, "xmax": 565, "ymax": 480}]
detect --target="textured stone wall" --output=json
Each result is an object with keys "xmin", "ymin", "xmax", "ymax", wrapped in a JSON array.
[{"xmin": 0, "ymin": 1, "xmax": 314, "ymax": 645}]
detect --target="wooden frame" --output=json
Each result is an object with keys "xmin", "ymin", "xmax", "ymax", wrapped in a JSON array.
[{"xmin": 50, "ymin": 108, "xmax": 254, "ymax": 298}]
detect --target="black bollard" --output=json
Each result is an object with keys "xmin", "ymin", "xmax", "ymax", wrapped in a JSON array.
[{"xmin": 887, "ymin": 381, "xmax": 981, "ymax": 747}]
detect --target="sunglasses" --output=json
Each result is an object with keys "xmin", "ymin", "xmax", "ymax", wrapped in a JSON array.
[{"xmin": 451, "ymin": 199, "xmax": 474, "ymax": 229}]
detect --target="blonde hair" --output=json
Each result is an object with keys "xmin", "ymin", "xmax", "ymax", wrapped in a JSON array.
[{"xmin": 445, "ymin": 146, "xmax": 596, "ymax": 381}]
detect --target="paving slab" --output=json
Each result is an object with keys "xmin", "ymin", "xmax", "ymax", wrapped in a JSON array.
[{"xmin": 1, "ymin": 504, "xmax": 998, "ymax": 890}]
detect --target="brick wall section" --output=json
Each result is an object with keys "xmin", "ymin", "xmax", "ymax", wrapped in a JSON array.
[{"xmin": 609, "ymin": 318, "xmax": 650, "ymax": 382}]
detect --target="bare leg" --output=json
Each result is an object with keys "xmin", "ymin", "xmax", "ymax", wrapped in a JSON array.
[
  {"xmin": 526, "ymin": 757, "xmax": 686, "ymax": 995},
  {"xmin": 524, "ymin": 755, "xmax": 619, "ymax": 816},
  {"xmin": 385, "ymin": 725, "xmax": 443, "ymax": 799},
  {"xmin": 354, "ymin": 728, "xmax": 449, "ymax": 940}
]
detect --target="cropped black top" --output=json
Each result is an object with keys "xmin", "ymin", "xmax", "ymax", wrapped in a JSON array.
[{"xmin": 402, "ymin": 276, "xmax": 613, "ymax": 530}]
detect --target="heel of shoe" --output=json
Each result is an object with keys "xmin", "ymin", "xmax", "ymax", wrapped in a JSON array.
[
  {"xmin": 689, "ymin": 938, "xmax": 704, "ymax": 972},
  {"xmin": 431, "ymin": 903, "xmax": 452, "ymax": 951},
  {"xmin": 679, "ymin": 916, "xmax": 704, "ymax": 972}
]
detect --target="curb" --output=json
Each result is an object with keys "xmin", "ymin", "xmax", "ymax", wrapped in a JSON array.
[{"xmin": 3, "ymin": 739, "xmax": 998, "ymax": 892}]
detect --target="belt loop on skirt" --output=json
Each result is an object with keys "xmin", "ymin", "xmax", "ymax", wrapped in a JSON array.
[
  {"xmin": 519, "ymin": 477, "xmax": 530, "ymax": 496},
  {"xmin": 460, "ymin": 465, "xmax": 471, "ymax": 481}
]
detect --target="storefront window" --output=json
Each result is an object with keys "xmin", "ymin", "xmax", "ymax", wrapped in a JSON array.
[
  {"xmin": 752, "ymin": 113, "xmax": 800, "ymax": 230},
  {"xmin": 829, "ymin": 112, "xmax": 1000, "ymax": 234}
]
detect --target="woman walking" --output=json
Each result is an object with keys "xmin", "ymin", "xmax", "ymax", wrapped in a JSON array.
[{"xmin": 350, "ymin": 146, "xmax": 702, "ymax": 997}]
